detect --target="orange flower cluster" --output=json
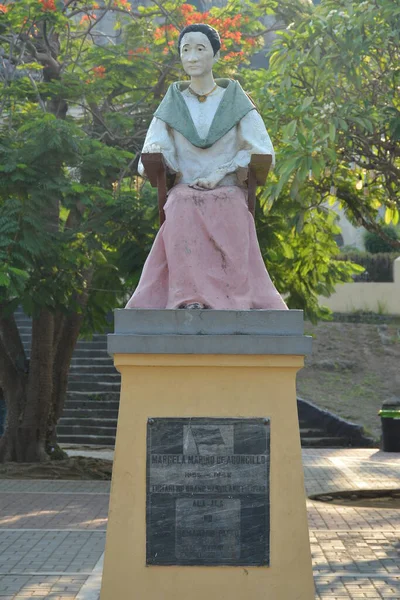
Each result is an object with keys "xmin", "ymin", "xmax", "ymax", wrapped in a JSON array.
[
  {"xmin": 245, "ymin": 37, "xmax": 256, "ymax": 47},
  {"xmin": 153, "ymin": 6, "xmax": 255, "ymax": 63},
  {"xmin": 80, "ymin": 13, "xmax": 96, "ymax": 24},
  {"xmin": 180, "ymin": 3, "xmax": 195, "ymax": 16},
  {"xmin": 93, "ymin": 65, "xmax": 106, "ymax": 78},
  {"xmin": 224, "ymin": 50, "xmax": 244, "ymax": 61},
  {"xmin": 128, "ymin": 47, "xmax": 150, "ymax": 59},
  {"xmin": 38, "ymin": 0, "xmax": 57, "ymax": 11},
  {"xmin": 0, "ymin": 3, "xmax": 8, "ymax": 12},
  {"xmin": 113, "ymin": 0, "xmax": 129, "ymax": 8}
]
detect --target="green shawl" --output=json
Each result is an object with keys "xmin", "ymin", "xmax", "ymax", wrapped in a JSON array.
[{"xmin": 154, "ymin": 78, "xmax": 256, "ymax": 149}]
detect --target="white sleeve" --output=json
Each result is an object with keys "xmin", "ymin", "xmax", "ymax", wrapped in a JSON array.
[
  {"xmin": 202, "ymin": 110, "xmax": 275, "ymax": 186},
  {"xmin": 138, "ymin": 117, "xmax": 179, "ymax": 177},
  {"xmin": 237, "ymin": 109, "xmax": 275, "ymax": 167}
]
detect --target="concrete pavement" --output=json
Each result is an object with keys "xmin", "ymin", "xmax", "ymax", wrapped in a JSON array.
[{"xmin": 0, "ymin": 448, "xmax": 398, "ymax": 599}]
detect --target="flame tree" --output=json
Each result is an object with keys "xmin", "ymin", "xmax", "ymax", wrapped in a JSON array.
[{"xmin": 0, "ymin": 0, "xmax": 359, "ymax": 462}]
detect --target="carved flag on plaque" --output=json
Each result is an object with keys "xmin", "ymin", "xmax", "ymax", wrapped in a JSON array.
[{"xmin": 146, "ymin": 418, "xmax": 270, "ymax": 566}]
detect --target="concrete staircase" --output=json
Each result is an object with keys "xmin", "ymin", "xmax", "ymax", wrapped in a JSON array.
[
  {"xmin": 14, "ymin": 309, "xmax": 119, "ymax": 446},
  {"xmin": 298, "ymin": 416, "xmax": 352, "ymax": 448},
  {"xmin": 12, "ymin": 309, "xmax": 365, "ymax": 448}
]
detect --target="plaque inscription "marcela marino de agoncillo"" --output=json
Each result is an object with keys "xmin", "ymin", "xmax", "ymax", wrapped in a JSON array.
[{"xmin": 146, "ymin": 418, "xmax": 270, "ymax": 566}]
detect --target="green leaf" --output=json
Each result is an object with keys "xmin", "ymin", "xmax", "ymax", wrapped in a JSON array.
[
  {"xmin": 0, "ymin": 272, "xmax": 10, "ymax": 287},
  {"xmin": 301, "ymin": 96, "xmax": 314, "ymax": 111},
  {"xmin": 282, "ymin": 120, "xmax": 297, "ymax": 139},
  {"xmin": 384, "ymin": 207, "xmax": 393, "ymax": 225}
]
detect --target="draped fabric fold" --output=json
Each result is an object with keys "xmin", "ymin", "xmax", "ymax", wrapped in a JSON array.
[{"xmin": 126, "ymin": 185, "xmax": 287, "ymax": 310}]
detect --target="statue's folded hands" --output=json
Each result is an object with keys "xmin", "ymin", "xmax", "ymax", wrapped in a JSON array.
[{"xmin": 189, "ymin": 171, "xmax": 226, "ymax": 190}]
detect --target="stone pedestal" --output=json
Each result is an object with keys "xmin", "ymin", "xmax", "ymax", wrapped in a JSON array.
[{"xmin": 100, "ymin": 309, "xmax": 314, "ymax": 600}]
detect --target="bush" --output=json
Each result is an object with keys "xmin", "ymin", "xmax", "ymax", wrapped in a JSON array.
[
  {"xmin": 336, "ymin": 252, "xmax": 398, "ymax": 282},
  {"xmin": 364, "ymin": 226, "xmax": 399, "ymax": 254}
]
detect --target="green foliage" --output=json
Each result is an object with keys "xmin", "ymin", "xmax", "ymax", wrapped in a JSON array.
[
  {"xmin": 0, "ymin": 0, "xmax": 267, "ymax": 328},
  {"xmin": 244, "ymin": 0, "xmax": 400, "ymax": 258},
  {"xmin": 364, "ymin": 227, "xmax": 399, "ymax": 254},
  {"xmin": 255, "ymin": 190, "xmax": 362, "ymax": 321},
  {"xmin": 0, "ymin": 0, "xmax": 389, "ymax": 327}
]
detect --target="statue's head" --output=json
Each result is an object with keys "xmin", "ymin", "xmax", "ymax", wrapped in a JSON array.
[{"xmin": 178, "ymin": 24, "xmax": 221, "ymax": 78}]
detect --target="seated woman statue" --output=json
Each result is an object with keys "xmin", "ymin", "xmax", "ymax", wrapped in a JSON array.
[{"xmin": 126, "ymin": 23, "xmax": 287, "ymax": 310}]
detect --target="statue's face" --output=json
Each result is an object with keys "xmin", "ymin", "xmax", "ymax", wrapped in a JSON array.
[{"xmin": 180, "ymin": 31, "xmax": 216, "ymax": 78}]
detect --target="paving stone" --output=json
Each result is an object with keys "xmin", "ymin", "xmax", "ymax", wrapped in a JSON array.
[
  {"xmin": 0, "ymin": 575, "xmax": 88, "ymax": 599},
  {"xmin": 0, "ymin": 494, "xmax": 108, "ymax": 530},
  {"xmin": 0, "ymin": 532, "xmax": 105, "ymax": 576},
  {"xmin": 0, "ymin": 448, "xmax": 398, "ymax": 598}
]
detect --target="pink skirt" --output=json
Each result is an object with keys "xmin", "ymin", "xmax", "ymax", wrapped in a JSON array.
[{"xmin": 126, "ymin": 185, "xmax": 287, "ymax": 310}]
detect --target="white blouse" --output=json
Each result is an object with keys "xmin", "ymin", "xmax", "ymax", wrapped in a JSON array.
[{"xmin": 138, "ymin": 85, "xmax": 275, "ymax": 187}]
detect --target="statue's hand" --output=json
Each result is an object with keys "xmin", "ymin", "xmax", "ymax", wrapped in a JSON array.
[
  {"xmin": 189, "ymin": 172, "xmax": 223, "ymax": 190},
  {"xmin": 142, "ymin": 143, "xmax": 162, "ymax": 154}
]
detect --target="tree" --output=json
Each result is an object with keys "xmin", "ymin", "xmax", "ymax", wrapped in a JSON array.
[
  {"xmin": 0, "ymin": 0, "xmax": 266, "ymax": 462},
  {"xmin": 0, "ymin": 0, "xmax": 363, "ymax": 462},
  {"xmin": 247, "ymin": 0, "xmax": 400, "ymax": 256}
]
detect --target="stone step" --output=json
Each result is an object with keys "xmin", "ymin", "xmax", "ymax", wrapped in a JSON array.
[
  {"xmin": 57, "ymin": 424, "xmax": 117, "ymax": 436},
  {"xmin": 299, "ymin": 428, "xmax": 327, "ymax": 438},
  {"xmin": 68, "ymin": 373, "xmax": 120, "ymax": 384},
  {"xmin": 71, "ymin": 350, "xmax": 111, "ymax": 359},
  {"xmin": 300, "ymin": 436, "xmax": 352, "ymax": 448},
  {"xmin": 57, "ymin": 434, "xmax": 116, "ymax": 446},
  {"xmin": 59, "ymin": 417, "xmax": 118, "ymax": 427},
  {"xmin": 71, "ymin": 358, "xmax": 116, "ymax": 372},
  {"xmin": 71, "ymin": 355, "xmax": 113, "ymax": 361},
  {"xmin": 62, "ymin": 408, "xmax": 119, "ymax": 419},
  {"xmin": 69, "ymin": 365, "xmax": 118, "ymax": 375},
  {"xmin": 66, "ymin": 391, "xmax": 119, "ymax": 400},
  {"xmin": 74, "ymin": 341, "xmax": 108, "ymax": 350},
  {"xmin": 67, "ymin": 381, "xmax": 121, "ymax": 392},
  {"xmin": 65, "ymin": 401, "xmax": 120, "ymax": 413}
]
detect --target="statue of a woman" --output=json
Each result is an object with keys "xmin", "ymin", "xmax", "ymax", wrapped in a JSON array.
[{"xmin": 126, "ymin": 23, "xmax": 287, "ymax": 310}]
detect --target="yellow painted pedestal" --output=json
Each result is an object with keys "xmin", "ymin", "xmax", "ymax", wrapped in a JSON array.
[{"xmin": 100, "ymin": 310, "xmax": 314, "ymax": 600}]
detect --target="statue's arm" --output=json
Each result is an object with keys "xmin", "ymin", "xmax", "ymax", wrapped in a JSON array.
[
  {"xmin": 237, "ymin": 109, "xmax": 275, "ymax": 167},
  {"xmin": 139, "ymin": 117, "xmax": 179, "ymax": 178},
  {"xmin": 190, "ymin": 110, "xmax": 275, "ymax": 190}
]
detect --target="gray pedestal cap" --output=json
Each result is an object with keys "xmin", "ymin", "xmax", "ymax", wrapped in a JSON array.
[{"xmin": 108, "ymin": 309, "xmax": 312, "ymax": 356}]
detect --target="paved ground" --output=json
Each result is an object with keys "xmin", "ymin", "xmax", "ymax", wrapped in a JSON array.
[{"xmin": 0, "ymin": 448, "xmax": 398, "ymax": 599}]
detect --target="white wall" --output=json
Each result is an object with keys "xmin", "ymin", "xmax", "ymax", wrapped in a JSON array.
[{"xmin": 319, "ymin": 257, "xmax": 400, "ymax": 314}]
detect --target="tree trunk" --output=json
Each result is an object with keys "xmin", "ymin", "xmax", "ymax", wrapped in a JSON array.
[
  {"xmin": 0, "ymin": 309, "xmax": 54, "ymax": 462},
  {"xmin": 0, "ymin": 340, "xmax": 26, "ymax": 462},
  {"xmin": 47, "ymin": 270, "xmax": 93, "ymax": 448},
  {"xmin": 0, "ymin": 311, "xmax": 28, "ymax": 462},
  {"xmin": 47, "ymin": 312, "xmax": 85, "ymax": 449}
]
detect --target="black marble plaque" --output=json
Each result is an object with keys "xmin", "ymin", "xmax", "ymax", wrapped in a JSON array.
[{"xmin": 146, "ymin": 417, "xmax": 270, "ymax": 566}]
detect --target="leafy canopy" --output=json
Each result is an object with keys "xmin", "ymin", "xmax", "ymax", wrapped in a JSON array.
[
  {"xmin": 0, "ymin": 0, "xmax": 370, "ymax": 324},
  {"xmin": 248, "ymin": 0, "xmax": 400, "ymax": 247}
]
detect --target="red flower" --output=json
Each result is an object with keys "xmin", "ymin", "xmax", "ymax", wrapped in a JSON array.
[
  {"xmin": 245, "ymin": 37, "xmax": 256, "ymax": 47},
  {"xmin": 38, "ymin": 0, "xmax": 57, "ymax": 11},
  {"xmin": 128, "ymin": 47, "xmax": 150, "ymax": 58},
  {"xmin": 93, "ymin": 65, "xmax": 106, "ymax": 78},
  {"xmin": 180, "ymin": 3, "xmax": 195, "ymax": 15},
  {"xmin": 0, "ymin": 3, "xmax": 8, "ymax": 13},
  {"xmin": 113, "ymin": 0, "xmax": 129, "ymax": 7}
]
